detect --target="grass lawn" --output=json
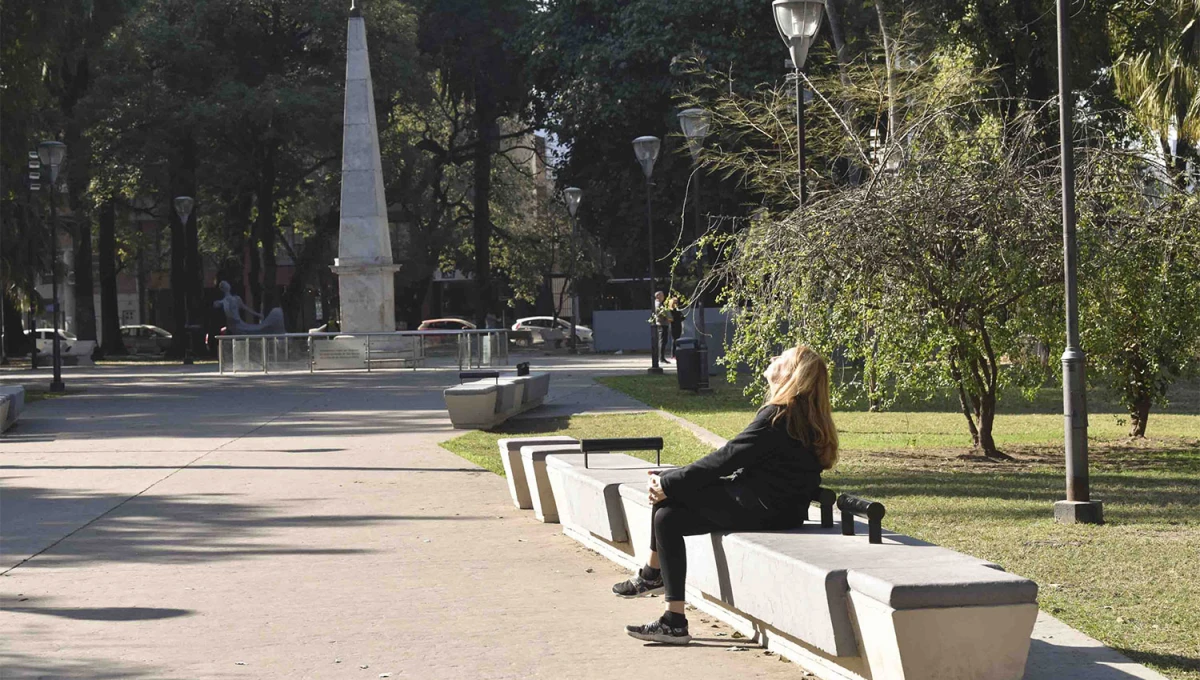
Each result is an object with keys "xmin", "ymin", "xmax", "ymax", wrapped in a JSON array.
[{"xmin": 595, "ymin": 373, "xmax": 1200, "ymax": 680}]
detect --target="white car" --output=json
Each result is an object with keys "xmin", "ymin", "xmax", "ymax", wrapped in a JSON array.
[
  {"xmin": 511, "ymin": 316, "xmax": 592, "ymax": 345},
  {"xmin": 27, "ymin": 328, "xmax": 76, "ymax": 354}
]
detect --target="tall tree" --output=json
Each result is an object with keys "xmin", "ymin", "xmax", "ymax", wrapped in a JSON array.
[
  {"xmin": 417, "ymin": 0, "xmax": 534, "ymax": 326},
  {"xmin": 1111, "ymin": 0, "xmax": 1200, "ymax": 182}
]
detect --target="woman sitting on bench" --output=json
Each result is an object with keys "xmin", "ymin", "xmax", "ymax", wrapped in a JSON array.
[{"xmin": 616, "ymin": 344, "xmax": 839, "ymax": 645}]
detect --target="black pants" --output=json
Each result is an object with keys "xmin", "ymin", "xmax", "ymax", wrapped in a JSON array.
[
  {"xmin": 649, "ymin": 486, "xmax": 774, "ymax": 602},
  {"xmin": 658, "ymin": 325, "xmax": 671, "ymax": 359}
]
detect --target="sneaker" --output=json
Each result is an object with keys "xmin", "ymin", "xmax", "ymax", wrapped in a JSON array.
[
  {"xmin": 612, "ymin": 572, "xmax": 664, "ymax": 598},
  {"xmin": 626, "ymin": 614, "xmax": 691, "ymax": 645}
]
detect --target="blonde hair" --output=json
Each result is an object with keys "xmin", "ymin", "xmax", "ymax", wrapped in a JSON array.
[{"xmin": 764, "ymin": 344, "xmax": 839, "ymax": 469}]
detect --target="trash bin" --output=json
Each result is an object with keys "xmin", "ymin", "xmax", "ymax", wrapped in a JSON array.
[{"xmin": 674, "ymin": 337, "xmax": 700, "ymax": 391}]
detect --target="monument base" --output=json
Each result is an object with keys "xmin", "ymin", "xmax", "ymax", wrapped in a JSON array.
[{"xmin": 332, "ymin": 260, "xmax": 400, "ymax": 333}]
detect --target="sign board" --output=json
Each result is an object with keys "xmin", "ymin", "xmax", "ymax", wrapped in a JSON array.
[{"xmin": 312, "ymin": 336, "xmax": 367, "ymax": 370}]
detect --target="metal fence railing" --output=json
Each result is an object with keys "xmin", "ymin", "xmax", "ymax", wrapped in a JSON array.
[{"xmin": 216, "ymin": 329, "xmax": 510, "ymax": 374}]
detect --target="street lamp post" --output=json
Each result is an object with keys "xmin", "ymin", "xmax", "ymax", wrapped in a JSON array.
[
  {"xmin": 677, "ymin": 108, "xmax": 713, "ymax": 393},
  {"xmin": 1052, "ymin": 0, "xmax": 1102, "ymax": 525},
  {"xmin": 38, "ymin": 141, "xmax": 67, "ymax": 393},
  {"xmin": 174, "ymin": 196, "xmax": 196, "ymax": 365},
  {"xmin": 564, "ymin": 187, "xmax": 583, "ymax": 355},
  {"xmin": 773, "ymin": 0, "xmax": 826, "ymax": 206},
  {"xmin": 633, "ymin": 136, "xmax": 663, "ymax": 375}
]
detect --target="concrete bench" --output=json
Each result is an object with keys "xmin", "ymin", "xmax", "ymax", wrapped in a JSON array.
[
  {"xmin": 530, "ymin": 436, "xmax": 1038, "ymax": 680},
  {"xmin": 545, "ymin": 452, "xmax": 671, "ymax": 545},
  {"xmin": 498, "ymin": 436, "xmax": 578, "ymax": 509},
  {"xmin": 620, "ymin": 481, "xmax": 1037, "ymax": 679},
  {"xmin": 0, "ymin": 385, "xmax": 26, "ymax": 432},
  {"xmin": 443, "ymin": 371, "xmax": 551, "ymax": 430}
]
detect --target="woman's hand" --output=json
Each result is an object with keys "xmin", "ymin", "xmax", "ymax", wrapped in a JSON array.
[{"xmin": 648, "ymin": 472, "xmax": 667, "ymax": 504}]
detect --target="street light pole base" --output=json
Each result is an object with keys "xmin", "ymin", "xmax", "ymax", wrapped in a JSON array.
[
  {"xmin": 646, "ymin": 367, "xmax": 664, "ymax": 375},
  {"xmin": 49, "ymin": 380, "xmax": 66, "ymax": 393},
  {"xmin": 1054, "ymin": 500, "xmax": 1103, "ymax": 525}
]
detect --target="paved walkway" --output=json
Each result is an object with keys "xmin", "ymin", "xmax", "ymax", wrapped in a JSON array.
[
  {"xmin": 1, "ymin": 359, "xmax": 800, "ymax": 679},
  {"xmin": 0, "ymin": 357, "xmax": 1169, "ymax": 679}
]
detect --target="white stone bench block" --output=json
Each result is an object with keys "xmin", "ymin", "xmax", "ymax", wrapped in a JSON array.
[
  {"xmin": 847, "ymin": 561, "xmax": 1037, "ymax": 680},
  {"xmin": 850, "ymin": 590, "xmax": 1037, "ymax": 680},
  {"xmin": 498, "ymin": 436, "xmax": 578, "ymax": 509},
  {"xmin": 0, "ymin": 385, "xmax": 25, "ymax": 432},
  {"xmin": 443, "ymin": 381, "xmax": 501, "ymax": 429},
  {"xmin": 519, "ymin": 372, "xmax": 551, "ymax": 403},
  {"xmin": 519, "ymin": 444, "xmax": 582, "ymax": 522},
  {"xmin": 544, "ymin": 452, "xmax": 669, "ymax": 544},
  {"xmin": 495, "ymin": 378, "xmax": 525, "ymax": 416}
]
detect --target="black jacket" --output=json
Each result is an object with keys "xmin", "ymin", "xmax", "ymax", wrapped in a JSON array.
[{"xmin": 659, "ymin": 405, "xmax": 823, "ymax": 517}]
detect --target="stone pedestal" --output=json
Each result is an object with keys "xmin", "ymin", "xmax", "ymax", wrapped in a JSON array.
[
  {"xmin": 331, "ymin": 262, "xmax": 400, "ymax": 333},
  {"xmin": 333, "ymin": 8, "xmax": 398, "ymax": 333}
]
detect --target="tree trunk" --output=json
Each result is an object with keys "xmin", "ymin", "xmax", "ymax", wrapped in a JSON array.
[
  {"xmin": 823, "ymin": 0, "xmax": 862, "ymax": 184},
  {"xmin": 257, "ymin": 143, "xmax": 279, "ymax": 310},
  {"xmin": 181, "ymin": 136, "xmax": 202, "ymax": 336},
  {"xmin": 471, "ymin": 83, "xmax": 496, "ymax": 328},
  {"xmin": 247, "ymin": 236, "xmax": 261, "ymax": 315},
  {"xmin": 1125, "ymin": 348, "xmax": 1154, "ymax": 437},
  {"xmin": 167, "ymin": 198, "xmax": 187, "ymax": 359},
  {"xmin": 875, "ymin": 0, "xmax": 898, "ymax": 143},
  {"xmin": 950, "ymin": 357, "xmax": 981, "ymax": 444},
  {"xmin": 976, "ymin": 388, "xmax": 1001, "ymax": 458},
  {"xmin": 1129, "ymin": 392, "xmax": 1152, "ymax": 438},
  {"xmin": 65, "ymin": 121, "xmax": 97, "ymax": 344},
  {"xmin": 3, "ymin": 295, "xmax": 29, "ymax": 357},
  {"xmin": 282, "ymin": 207, "xmax": 337, "ymax": 330},
  {"xmin": 98, "ymin": 198, "xmax": 126, "ymax": 355}
]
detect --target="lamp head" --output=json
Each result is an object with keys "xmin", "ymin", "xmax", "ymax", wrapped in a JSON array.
[
  {"xmin": 632, "ymin": 136, "xmax": 661, "ymax": 179},
  {"xmin": 37, "ymin": 141, "xmax": 66, "ymax": 182},
  {"xmin": 677, "ymin": 108, "xmax": 711, "ymax": 161},
  {"xmin": 563, "ymin": 187, "xmax": 583, "ymax": 217},
  {"xmin": 772, "ymin": 0, "xmax": 825, "ymax": 70},
  {"xmin": 174, "ymin": 196, "xmax": 195, "ymax": 223}
]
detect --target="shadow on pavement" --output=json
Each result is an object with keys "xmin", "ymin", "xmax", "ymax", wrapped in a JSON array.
[
  {"xmin": 1, "ymin": 483, "xmax": 490, "ymax": 570},
  {"xmin": 0, "ymin": 651, "xmax": 162, "ymax": 679},
  {"xmin": 1027, "ymin": 639, "xmax": 1189, "ymax": 679}
]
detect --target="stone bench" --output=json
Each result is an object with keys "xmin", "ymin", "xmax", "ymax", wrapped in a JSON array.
[
  {"xmin": 443, "ymin": 371, "xmax": 551, "ymax": 430},
  {"xmin": 527, "ymin": 437, "xmax": 1038, "ymax": 680},
  {"xmin": 498, "ymin": 436, "xmax": 578, "ymax": 510},
  {"xmin": 546, "ymin": 451, "xmax": 672, "ymax": 560},
  {"xmin": 0, "ymin": 385, "xmax": 26, "ymax": 432}
]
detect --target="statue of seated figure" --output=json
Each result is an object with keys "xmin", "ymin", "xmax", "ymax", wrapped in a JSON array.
[{"xmin": 215, "ymin": 281, "xmax": 286, "ymax": 335}]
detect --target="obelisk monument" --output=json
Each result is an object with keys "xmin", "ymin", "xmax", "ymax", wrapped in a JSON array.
[{"xmin": 332, "ymin": 2, "xmax": 399, "ymax": 332}]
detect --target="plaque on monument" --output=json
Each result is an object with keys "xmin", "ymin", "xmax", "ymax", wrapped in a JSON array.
[{"xmin": 312, "ymin": 335, "xmax": 368, "ymax": 370}]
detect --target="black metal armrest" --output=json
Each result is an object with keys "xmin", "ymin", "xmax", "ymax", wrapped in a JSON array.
[
  {"xmin": 837, "ymin": 493, "xmax": 887, "ymax": 544},
  {"xmin": 459, "ymin": 371, "xmax": 500, "ymax": 384},
  {"xmin": 578, "ymin": 437, "xmax": 665, "ymax": 468},
  {"xmin": 814, "ymin": 487, "xmax": 837, "ymax": 528}
]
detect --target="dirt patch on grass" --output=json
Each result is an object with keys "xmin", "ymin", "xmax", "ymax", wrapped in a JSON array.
[{"xmin": 840, "ymin": 437, "xmax": 1200, "ymax": 474}]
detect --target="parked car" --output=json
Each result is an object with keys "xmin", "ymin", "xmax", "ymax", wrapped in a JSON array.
[
  {"xmin": 26, "ymin": 328, "xmax": 77, "ymax": 354},
  {"xmin": 417, "ymin": 318, "xmax": 476, "ymax": 346},
  {"xmin": 511, "ymin": 316, "xmax": 592, "ymax": 346},
  {"xmin": 417, "ymin": 318, "xmax": 476, "ymax": 332},
  {"xmin": 120, "ymin": 324, "xmax": 173, "ymax": 354}
]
